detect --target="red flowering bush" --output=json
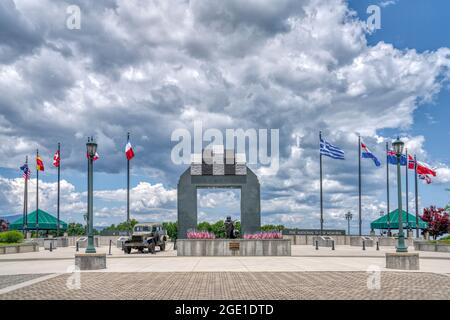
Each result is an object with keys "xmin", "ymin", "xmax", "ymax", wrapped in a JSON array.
[
  {"xmin": 243, "ymin": 231, "xmax": 283, "ymax": 240},
  {"xmin": 421, "ymin": 206, "xmax": 450, "ymax": 240},
  {"xmin": 186, "ymin": 231, "xmax": 216, "ymax": 239}
]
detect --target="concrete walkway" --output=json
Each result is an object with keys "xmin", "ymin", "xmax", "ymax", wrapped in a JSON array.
[{"xmin": 0, "ymin": 245, "xmax": 449, "ymax": 275}]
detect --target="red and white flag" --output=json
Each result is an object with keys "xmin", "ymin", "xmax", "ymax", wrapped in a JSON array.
[
  {"xmin": 125, "ymin": 140, "xmax": 135, "ymax": 160},
  {"xmin": 86, "ymin": 152, "xmax": 99, "ymax": 161},
  {"xmin": 53, "ymin": 150, "xmax": 60, "ymax": 167},
  {"xmin": 419, "ymin": 174, "xmax": 432, "ymax": 184},
  {"xmin": 416, "ymin": 160, "xmax": 436, "ymax": 177},
  {"xmin": 408, "ymin": 155, "xmax": 437, "ymax": 177}
]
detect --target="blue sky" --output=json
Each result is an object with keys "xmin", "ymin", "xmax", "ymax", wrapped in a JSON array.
[
  {"xmin": 0, "ymin": 0, "xmax": 449, "ymax": 233},
  {"xmin": 349, "ymin": 0, "xmax": 450, "ymax": 208}
]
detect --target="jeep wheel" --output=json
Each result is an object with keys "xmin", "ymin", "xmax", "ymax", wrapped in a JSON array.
[
  {"xmin": 148, "ymin": 243, "xmax": 156, "ymax": 254},
  {"xmin": 124, "ymin": 247, "xmax": 131, "ymax": 254},
  {"xmin": 159, "ymin": 242, "xmax": 166, "ymax": 251}
]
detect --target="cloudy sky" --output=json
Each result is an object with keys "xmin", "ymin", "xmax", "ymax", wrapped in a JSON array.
[{"xmin": 0, "ymin": 0, "xmax": 449, "ymax": 233}]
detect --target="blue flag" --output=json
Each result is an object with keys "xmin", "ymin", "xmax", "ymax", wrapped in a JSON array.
[
  {"xmin": 361, "ymin": 142, "xmax": 381, "ymax": 167},
  {"xmin": 320, "ymin": 138, "xmax": 345, "ymax": 160}
]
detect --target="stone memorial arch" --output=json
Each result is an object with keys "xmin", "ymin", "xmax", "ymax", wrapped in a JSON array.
[{"xmin": 177, "ymin": 147, "xmax": 261, "ymax": 239}]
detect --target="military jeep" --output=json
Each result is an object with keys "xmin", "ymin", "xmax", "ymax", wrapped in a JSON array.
[{"xmin": 123, "ymin": 223, "xmax": 167, "ymax": 254}]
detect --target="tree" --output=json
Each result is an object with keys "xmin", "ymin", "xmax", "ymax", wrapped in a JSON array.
[
  {"xmin": 421, "ymin": 206, "xmax": 450, "ymax": 240},
  {"xmin": 446, "ymin": 189, "xmax": 450, "ymax": 212},
  {"xmin": 197, "ymin": 221, "xmax": 212, "ymax": 232},
  {"xmin": 210, "ymin": 220, "xmax": 226, "ymax": 238},
  {"xmin": 101, "ymin": 219, "xmax": 139, "ymax": 234},
  {"xmin": 162, "ymin": 222, "xmax": 177, "ymax": 241},
  {"xmin": 67, "ymin": 222, "xmax": 86, "ymax": 236},
  {"xmin": 0, "ymin": 219, "xmax": 8, "ymax": 232},
  {"xmin": 261, "ymin": 224, "xmax": 285, "ymax": 232}
]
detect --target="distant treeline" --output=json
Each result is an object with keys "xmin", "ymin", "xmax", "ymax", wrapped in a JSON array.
[{"xmin": 64, "ymin": 219, "xmax": 285, "ymax": 239}]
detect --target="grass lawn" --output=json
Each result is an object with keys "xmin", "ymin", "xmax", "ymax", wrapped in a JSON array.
[
  {"xmin": 428, "ymin": 239, "xmax": 450, "ymax": 244},
  {"xmin": 0, "ymin": 242, "xmax": 24, "ymax": 247}
]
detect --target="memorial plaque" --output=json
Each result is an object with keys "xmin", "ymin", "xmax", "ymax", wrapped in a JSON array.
[
  {"xmin": 282, "ymin": 229, "xmax": 346, "ymax": 236},
  {"xmin": 229, "ymin": 242, "xmax": 240, "ymax": 250}
]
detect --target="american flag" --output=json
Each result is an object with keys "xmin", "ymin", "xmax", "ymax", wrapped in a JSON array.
[{"xmin": 20, "ymin": 163, "xmax": 31, "ymax": 180}]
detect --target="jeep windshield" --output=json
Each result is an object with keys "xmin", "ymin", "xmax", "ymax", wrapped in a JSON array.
[{"xmin": 134, "ymin": 226, "xmax": 157, "ymax": 232}]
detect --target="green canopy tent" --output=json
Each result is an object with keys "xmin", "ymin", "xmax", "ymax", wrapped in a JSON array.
[
  {"xmin": 9, "ymin": 209, "xmax": 68, "ymax": 231},
  {"xmin": 370, "ymin": 209, "xmax": 428, "ymax": 230}
]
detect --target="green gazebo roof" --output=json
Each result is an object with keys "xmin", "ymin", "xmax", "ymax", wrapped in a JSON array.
[
  {"xmin": 370, "ymin": 209, "xmax": 428, "ymax": 230},
  {"xmin": 9, "ymin": 209, "xmax": 68, "ymax": 231}
]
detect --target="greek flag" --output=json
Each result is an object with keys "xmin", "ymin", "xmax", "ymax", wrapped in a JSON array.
[{"xmin": 320, "ymin": 138, "xmax": 345, "ymax": 160}]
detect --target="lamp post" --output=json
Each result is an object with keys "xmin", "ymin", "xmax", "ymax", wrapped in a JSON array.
[
  {"xmin": 86, "ymin": 137, "xmax": 97, "ymax": 254},
  {"xmin": 392, "ymin": 137, "xmax": 408, "ymax": 253},
  {"xmin": 345, "ymin": 211, "xmax": 352, "ymax": 236},
  {"xmin": 379, "ymin": 210, "xmax": 384, "ymax": 235}
]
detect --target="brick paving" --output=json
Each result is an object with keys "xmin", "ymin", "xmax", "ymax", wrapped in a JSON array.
[
  {"xmin": 0, "ymin": 272, "xmax": 449, "ymax": 300},
  {"xmin": 0, "ymin": 274, "xmax": 49, "ymax": 290}
]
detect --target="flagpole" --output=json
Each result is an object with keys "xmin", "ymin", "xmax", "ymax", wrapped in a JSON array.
[
  {"xmin": 23, "ymin": 156, "xmax": 28, "ymax": 235},
  {"xmin": 358, "ymin": 135, "xmax": 362, "ymax": 236},
  {"xmin": 386, "ymin": 142, "xmax": 391, "ymax": 236},
  {"xmin": 36, "ymin": 149, "xmax": 39, "ymax": 238},
  {"xmin": 405, "ymin": 148, "xmax": 409, "ymax": 236},
  {"xmin": 127, "ymin": 132, "xmax": 130, "ymax": 225},
  {"xmin": 414, "ymin": 154, "xmax": 419, "ymax": 238},
  {"xmin": 57, "ymin": 142, "xmax": 61, "ymax": 237},
  {"xmin": 319, "ymin": 131, "xmax": 323, "ymax": 235}
]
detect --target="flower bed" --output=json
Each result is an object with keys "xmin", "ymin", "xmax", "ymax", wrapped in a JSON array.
[
  {"xmin": 177, "ymin": 239, "xmax": 291, "ymax": 256},
  {"xmin": 186, "ymin": 231, "xmax": 216, "ymax": 239},
  {"xmin": 243, "ymin": 231, "xmax": 282, "ymax": 240}
]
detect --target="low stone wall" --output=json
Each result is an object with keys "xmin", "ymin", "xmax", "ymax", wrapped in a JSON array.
[
  {"xmin": 75, "ymin": 253, "xmax": 107, "ymax": 270},
  {"xmin": 0, "ymin": 242, "xmax": 39, "ymax": 254},
  {"xmin": 414, "ymin": 241, "xmax": 450, "ymax": 252},
  {"xmin": 67, "ymin": 236, "xmax": 120, "ymax": 247},
  {"xmin": 312, "ymin": 236, "xmax": 335, "ymax": 247},
  {"xmin": 283, "ymin": 235, "xmax": 417, "ymax": 247},
  {"xmin": 177, "ymin": 239, "xmax": 291, "ymax": 256},
  {"xmin": 283, "ymin": 235, "xmax": 350, "ymax": 245},
  {"xmin": 350, "ymin": 237, "xmax": 374, "ymax": 247},
  {"xmin": 386, "ymin": 252, "xmax": 420, "ymax": 270}
]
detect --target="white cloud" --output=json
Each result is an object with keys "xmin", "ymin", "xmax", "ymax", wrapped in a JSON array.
[{"xmin": 0, "ymin": 0, "xmax": 449, "ymax": 229}]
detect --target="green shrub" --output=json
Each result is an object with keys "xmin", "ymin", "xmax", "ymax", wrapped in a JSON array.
[{"xmin": 0, "ymin": 230, "xmax": 24, "ymax": 244}]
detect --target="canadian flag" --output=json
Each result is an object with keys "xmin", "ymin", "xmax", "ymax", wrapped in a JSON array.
[
  {"xmin": 125, "ymin": 141, "xmax": 135, "ymax": 160},
  {"xmin": 86, "ymin": 152, "xmax": 99, "ymax": 161},
  {"xmin": 53, "ymin": 150, "xmax": 60, "ymax": 167}
]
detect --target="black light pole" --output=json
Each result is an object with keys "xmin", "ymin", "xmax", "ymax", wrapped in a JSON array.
[
  {"xmin": 414, "ymin": 154, "xmax": 419, "ymax": 238},
  {"xmin": 392, "ymin": 137, "xmax": 407, "ymax": 253},
  {"xmin": 57, "ymin": 142, "xmax": 61, "ymax": 237},
  {"xmin": 127, "ymin": 132, "xmax": 130, "ymax": 224},
  {"xmin": 405, "ymin": 148, "xmax": 409, "ymax": 237},
  {"xmin": 86, "ymin": 137, "xmax": 97, "ymax": 254},
  {"xmin": 23, "ymin": 156, "xmax": 28, "ymax": 235},
  {"xmin": 358, "ymin": 135, "xmax": 362, "ymax": 236},
  {"xmin": 386, "ymin": 142, "xmax": 391, "ymax": 236},
  {"xmin": 345, "ymin": 211, "xmax": 352, "ymax": 236},
  {"xmin": 319, "ymin": 131, "xmax": 324, "ymax": 235},
  {"xmin": 379, "ymin": 210, "xmax": 384, "ymax": 235},
  {"xmin": 36, "ymin": 149, "xmax": 39, "ymax": 238}
]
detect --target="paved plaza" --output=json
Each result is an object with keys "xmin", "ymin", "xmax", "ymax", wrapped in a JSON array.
[
  {"xmin": 0, "ymin": 245, "xmax": 449, "ymax": 299},
  {"xmin": 0, "ymin": 271, "xmax": 449, "ymax": 300}
]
